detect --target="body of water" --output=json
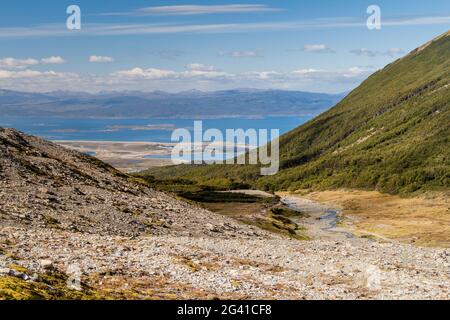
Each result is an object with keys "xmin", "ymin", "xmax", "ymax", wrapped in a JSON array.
[{"xmin": 0, "ymin": 116, "xmax": 311, "ymax": 143}]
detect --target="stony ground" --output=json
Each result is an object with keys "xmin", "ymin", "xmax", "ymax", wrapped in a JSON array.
[
  {"xmin": 1, "ymin": 127, "xmax": 449, "ymax": 300},
  {"xmin": 1, "ymin": 226, "xmax": 449, "ymax": 300}
]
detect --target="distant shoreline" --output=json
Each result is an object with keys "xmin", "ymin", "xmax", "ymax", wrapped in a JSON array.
[
  {"xmin": 54, "ymin": 140, "xmax": 177, "ymax": 172},
  {"xmin": 54, "ymin": 140, "xmax": 253, "ymax": 172},
  {"xmin": 53, "ymin": 140, "xmax": 176, "ymax": 146}
]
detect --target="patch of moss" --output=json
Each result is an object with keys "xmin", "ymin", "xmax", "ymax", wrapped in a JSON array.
[
  {"xmin": 0, "ymin": 270, "xmax": 99, "ymax": 300},
  {"xmin": 175, "ymin": 256, "xmax": 201, "ymax": 273},
  {"xmin": 360, "ymin": 234, "xmax": 377, "ymax": 240},
  {"xmin": 271, "ymin": 206, "xmax": 307, "ymax": 218},
  {"xmin": 230, "ymin": 279, "xmax": 241, "ymax": 288},
  {"xmin": 43, "ymin": 216, "xmax": 61, "ymax": 229},
  {"xmin": 268, "ymin": 212, "xmax": 309, "ymax": 241},
  {"xmin": 127, "ymin": 177, "xmax": 150, "ymax": 186},
  {"xmin": 8, "ymin": 264, "xmax": 28, "ymax": 274}
]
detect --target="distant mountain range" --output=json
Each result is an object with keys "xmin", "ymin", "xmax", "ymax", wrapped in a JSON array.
[{"xmin": 0, "ymin": 89, "xmax": 344, "ymax": 119}]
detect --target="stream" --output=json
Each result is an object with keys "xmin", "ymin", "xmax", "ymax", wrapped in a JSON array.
[
  {"xmin": 223, "ymin": 190, "xmax": 358, "ymax": 241},
  {"xmin": 281, "ymin": 196, "xmax": 356, "ymax": 240}
]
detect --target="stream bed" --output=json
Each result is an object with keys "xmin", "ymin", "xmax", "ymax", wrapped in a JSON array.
[{"xmin": 281, "ymin": 197, "xmax": 356, "ymax": 240}]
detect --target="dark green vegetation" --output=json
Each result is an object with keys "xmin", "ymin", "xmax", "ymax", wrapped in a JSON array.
[
  {"xmin": 135, "ymin": 175, "xmax": 307, "ymax": 239},
  {"xmin": 177, "ymin": 190, "xmax": 276, "ymax": 204},
  {"xmin": 196, "ymin": 197, "xmax": 308, "ymax": 241},
  {"xmin": 251, "ymin": 206, "xmax": 308, "ymax": 240},
  {"xmin": 136, "ymin": 175, "xmax": 251, "ymax": 194},
  {"xmin": 140, "ymin": 31, "xmax": 450, "ymax": 195}
]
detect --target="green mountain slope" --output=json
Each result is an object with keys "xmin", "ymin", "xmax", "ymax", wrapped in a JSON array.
[{"xmin": 139, "ymin": 31, "xmax": 450, "ymax": 194}]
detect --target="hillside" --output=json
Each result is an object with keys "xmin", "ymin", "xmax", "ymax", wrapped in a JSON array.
[
  {"xmin": 142, "ymin": 30, "xmax": 450, "ymax": 195},
  {"xmin": 0, "ymin": 89, "xmax": 343, "ymax": 119},
  {"xmin": 1, "ymin": 129, "xmax": 449, "ymax": 300},
  {"xmin": 0, "ymin": 127, "xmax": 257, "ymax": 237}
]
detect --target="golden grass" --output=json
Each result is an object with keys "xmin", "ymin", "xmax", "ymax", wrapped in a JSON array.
[{"xmin": 294, "ymin": 189, "xmax": 450, "ymax": 247}]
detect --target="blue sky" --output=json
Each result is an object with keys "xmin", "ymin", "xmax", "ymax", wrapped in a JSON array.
[{"xmin": 0, "ymin": 0, "xmax": 449, "ymax": 93}]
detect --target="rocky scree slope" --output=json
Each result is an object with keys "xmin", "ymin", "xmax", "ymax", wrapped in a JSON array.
[{"xmin": 0, "ymin": 127, "xmax": 264, "ymax": 238}]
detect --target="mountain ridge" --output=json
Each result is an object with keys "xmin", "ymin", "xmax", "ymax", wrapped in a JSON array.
[{"xmin": 142, "ymin": 30, "xmax": 450, "ymax": 195}]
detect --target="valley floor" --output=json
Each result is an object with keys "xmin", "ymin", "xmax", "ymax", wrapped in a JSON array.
[
  {"xmin": 286, "ymin": 190, "xmax": 450, "ymax": 248},
  {"xmin": 1, "ymin": 191, "xmax": 449, "ymax": 300}
]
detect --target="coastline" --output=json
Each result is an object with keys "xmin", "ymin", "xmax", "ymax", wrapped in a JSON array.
[
  {"xmin": 54, "ymin": 140, "xmax": 178, "ymax": 172},
  {"xmin": 53, "ymin": 140, "xmax": 177, "ymax": 145},
  {"xmin": 54, "ymin": 140, "xmax": 254, "ymax": 173}
]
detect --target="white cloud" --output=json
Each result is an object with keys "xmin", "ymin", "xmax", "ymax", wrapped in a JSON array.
[
  {"xmin": 112, "ymin": 67, "xmax": 176, "ymax": 79},
  {"xmin": 0, "ymin": 56, "xmax": 66, "ymax": 69},
  {"xmin": 350, "ymin": 48, "xmax": 377, "ymax": 57},
  {"xmin": 103, "ymin": 65, "xmax": 374, "ymax": 91},
  {"xmin": 271, "ymin": 67, "xmax": 373, "ymax": 81},
  {"xmin": 151, "ymin": 50, "xmax": 185, "ymax": 60},
  {"xmin": 351, "ymin": 48, "xmax": 405, "ymax": 57},
  {"xmin": 89, "ymin": 55, "xmax": 114, "ymax": 63},
  {"xmin": 385, "ymin": 48, "xmax": 405, "ymax": 57},
  {"xmin": 0, "ymin": 69, "xmax": 65, "ymax": 79},
  {"xmin": 342, "ymin": 67, "xmax": 373, "ymax": 78},
  {"xmin": 185, "ymin": 63, "xmax": 217, "ymax": 72},
  {"xmin": 0, "ymin": 57, "xmax": 39, "ymax": 69},
  {"xmin": 218, "ymin": 50, "xmax": 264, "ymax": 58},
  {"xmin": 241, "ymin": 71, "xmax": 283, "ymax": 80},
  {"xmin": 303, "ymin": 44, "xmax": 335, "ymax": 53},
  {"xmin": 0, "ymin": 16, "xmax": 448, "ymax": 38},
  {"xmin": 112, "ymin": 64, "xmax": 229, "ymax": 81},
  {"xmin": 106, "ymin": 4, "xmax": 282, "ymax": 16},
  {"xmin": 0, "ymin": 64, "xmax": 375, "ymax": 93},
  {"xmin": 291, "ymin": 68, "xmax": 321, "ymax": 75},
  {"xmin": 41, "ymin": 56, "xmax": 66, "ymax": 64}
]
